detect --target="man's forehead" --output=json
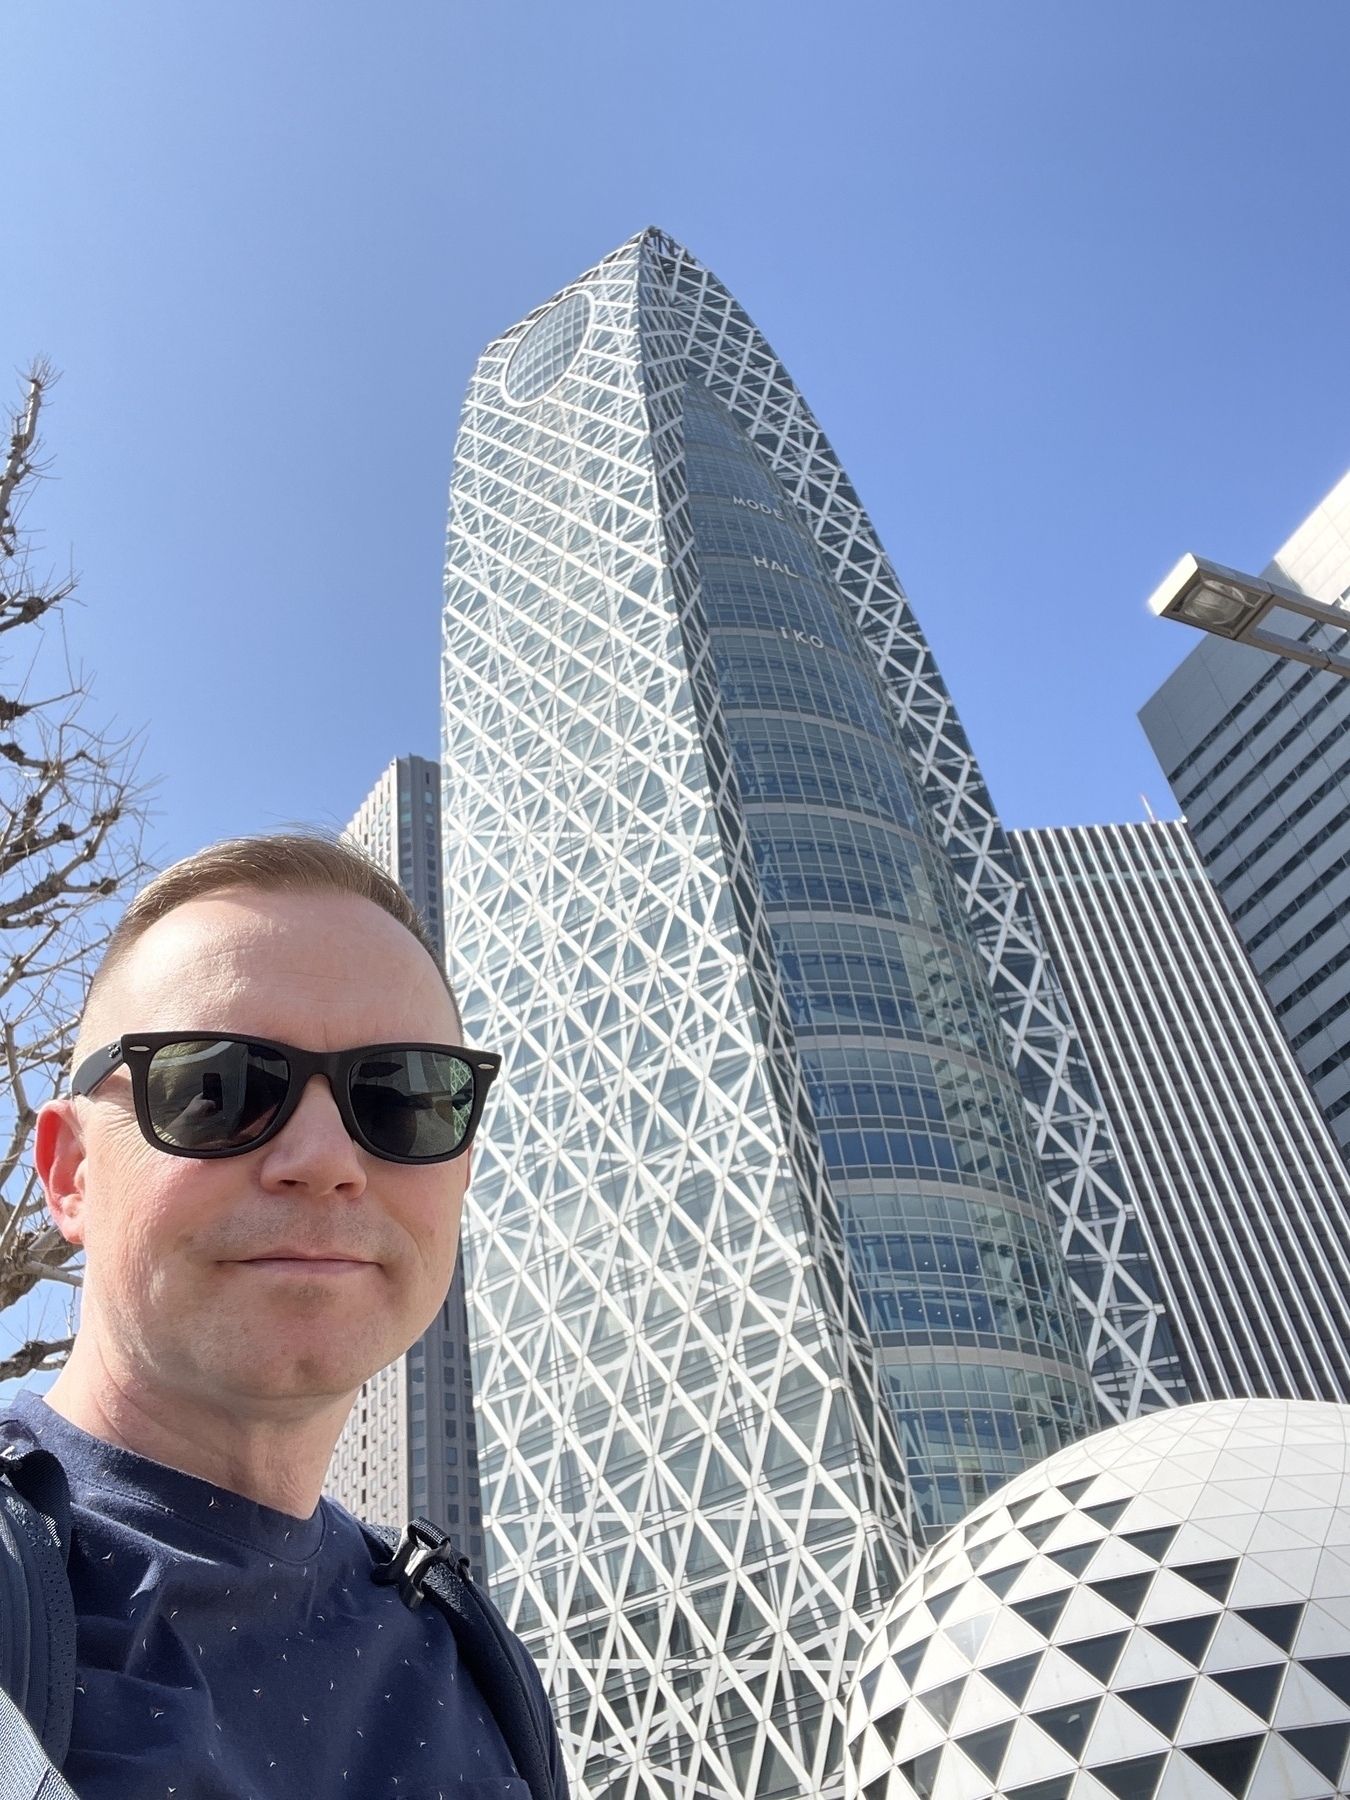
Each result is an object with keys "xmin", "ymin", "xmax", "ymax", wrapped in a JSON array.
[{"xmin": 86, "ymin": 889, "xmax": 458, "ymax": 1041}]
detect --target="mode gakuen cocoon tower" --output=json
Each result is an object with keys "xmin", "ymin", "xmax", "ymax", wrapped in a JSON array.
[{"xmin": 440, "ymin": 231, "xmax": 1181, "ymax": 1800}]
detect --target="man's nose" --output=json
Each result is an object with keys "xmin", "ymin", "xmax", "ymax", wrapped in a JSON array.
[{"xmin": 259, "ymin": 1074, "xmax": 366, "ymax": 1194}]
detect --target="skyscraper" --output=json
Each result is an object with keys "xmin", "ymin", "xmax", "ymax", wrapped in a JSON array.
[
  {"xmin": 1014, "ymin": 819, "xmax": 1350, "ymax": 1403},
  {"xmin": 322, "ymin": 754, "xmax": 484, "ymax": 1580},
  {"xmin": 1140, "ymin": 471, "xmax": 1350, "ymax": 1154},
  {"xmin": 438, "ymin": 231, "xmax": 1174, "ymax": 1800}
]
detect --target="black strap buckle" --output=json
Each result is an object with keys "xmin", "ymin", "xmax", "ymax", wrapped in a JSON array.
[{"xmin": 371, "ymin": 1519, "xmax": 466, "ymax": 1611}]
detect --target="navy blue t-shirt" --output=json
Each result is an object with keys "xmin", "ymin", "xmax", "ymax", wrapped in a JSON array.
[{"xmin": 6, "ymin": 1393, "xmax": 523, "ymax": 1800}]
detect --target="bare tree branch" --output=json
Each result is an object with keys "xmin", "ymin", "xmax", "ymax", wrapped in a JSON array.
[
  {"xmin": 0, "ymin": 361, "xmax": 48, "ymax": 560},
  {"xmin": 0, "ymin": 1337, "xmax": 73, "ymax": 1383},
  {"xmin": 0, "ymin": 361, "xmax": 151, "ymax": 1375}
]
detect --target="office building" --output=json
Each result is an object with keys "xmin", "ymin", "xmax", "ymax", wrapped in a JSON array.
[
  {"xmin": 1140, "ymin": 471, "xmax": 1350, "ymax": 1154},
  {"xmin": 438, "ymin": 231, "xmax": 1177, "ymax": 1800},
  {"xmin": 1014, "ymin": 820, "xmax": 1350, "ymax": 1403},
  {"xmin": 321, "ymin": 754, "xmax": 483, "ymax": 1579}
]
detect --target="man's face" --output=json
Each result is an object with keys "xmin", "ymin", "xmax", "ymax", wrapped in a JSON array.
[{"xmin": 38, "ymin": 889, "xmax": 469, "ymax": 1412}]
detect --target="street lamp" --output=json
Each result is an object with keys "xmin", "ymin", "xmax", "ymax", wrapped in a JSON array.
[{"xmin": 1148, "ymin": 552, "xmax": 1350, "ymax": 678}]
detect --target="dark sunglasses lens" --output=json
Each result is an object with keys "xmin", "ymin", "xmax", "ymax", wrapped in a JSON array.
[
  {"xmin": 348, "ymin": 1051, "xmax": 475, "ymax": 1160},
  {"xmin": 145, "ymin": 1040, "xmax": 290, "ymax": 1151}
]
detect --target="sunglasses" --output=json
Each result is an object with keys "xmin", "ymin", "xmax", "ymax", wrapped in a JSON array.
[{"xmin": 70, "ymin": 1034, "xmax": 501, "ymax": 1165}]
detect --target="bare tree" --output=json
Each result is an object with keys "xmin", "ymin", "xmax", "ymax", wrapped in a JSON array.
[{"xmin": 0, "ymin": 361, "xmax": 149, "ymax": 1381}]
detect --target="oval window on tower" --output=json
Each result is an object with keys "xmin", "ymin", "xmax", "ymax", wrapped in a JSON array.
[{"xmin": 502, "ymin": 292, "xmax": 592, "ymax": 403}]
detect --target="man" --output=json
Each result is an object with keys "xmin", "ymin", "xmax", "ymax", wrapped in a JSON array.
[{"xmin": 0, "ymin": 833, "xmax": 566, "ymax": 1799}]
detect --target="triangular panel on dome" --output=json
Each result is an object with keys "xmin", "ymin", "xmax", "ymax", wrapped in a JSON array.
[
  {"xmin": 917, "ymin": 1677, "xmax": 967, "ymax": 1733},
  {"xmin": 982, "ymin": 1560, "xmax": 1031, "ymax": 1600},
  {"xmin": 1086, "ymin": 1753, "xmax": 1168, "ymax": 1800},
  {"xmin": 1090, "ymin": 1575, "xmax": 1156, "ymax": 1622},
  {"xmin": 1061, "ymin": 1633, "xmax": 1130, "ymax": 1684},
  {"xmin": 995, "ymin": 1715, "xmax": 1079, "ymax": 1793},
  {"xmin": 895, "ymin": 1637, "xmax": 933, "ymax": 1691},
  {"xmin": 1014, "ymin": 1591, "xmax": 1074, "ymax": 1640},
  {"xmin": 1183, "ymin": 1619, "xmax": 1267, "ymax": 1693},
  {"xmin": 1289, "ymin": 1602, "xmax": 1350, "ymax": 1660},
  {"xmin": 953, "ymin": 1722, "xmax": 1012, "ymax": 1781},
  {"xmin": 1003, "ymin": 1777, "xmax": 1073, "ymax": 1800},
  {"xmin": 1298, "ymin": 1655, "xmax": 1350, "ymax": 1708},
  {"xmin": 946, "ymin": 1674, "xmax": 1018, "ymax": 1738},
  {"xmin": 1228, "ymin": 1605, "xmax": 1304, "ymax": 1655},
  {"xmin": 1171, "ymin": 1561, "xmax": 1238, "ymax": 1605},
  {"xmin": 874, "ymin": 1705, "xmax": 908, "ymax": 1754},
  {"xmin": 1118, "ymin": 1681, "xmax": 1192, "ymax": 1739},
  {"xmin": 1022, "ymin": 1648, "xmax": 1110, "ymax": 1716},
  {"xmin": 1084, "ymin": 1502, "xmax": 1131, "ymax": 1533},
  {"xmin": 1122, "ymin": 1529, "xmax": 1179, "ymax": 1564},
  {"xmin": 1029, "ymin": 1698, "xmax": 1101, "ymax": 1758},
  {"xmin": 1211, "ymin": 1664, "xmax": 1284, "ymax": 1724},
  {"xmin": 1049, "ymin": 1543, "xmax": 1100, "ymax": 1580},
  {"xmin": 1280, "ymin": 1722, "xmax": 1350, "ymax": 1786},
  {"xmin": 983, "ymin": 1654, "xmax": 1043, "ymax": 1707},
  {"xmin": 946, "ymin": 1611, "xmax": 998, "ymax": 1665},
  {"xmin": 1084, "ymin": 1693, "xmax": 1177, "ymax": 1767},
  {"xmin": 1242, "ymin": 1734, "xmax": 1333, "ymax": 1800},
  {"xmin": 1145, "ymin": 1614, "xmax": 1221, "ymax": 1667},
  {"xmin": 1177, "ymin": 1678, "xmax": 1278, "ymax": 1747},
  {"xmin": 1272, "ymin": 1659, "xmax": 1350, "ymax": 1733},
  {"xmin": 1179, "ymin": 1736, "xmax": 1264, "ymax": 1799},
  {"xmin": 1058, "ymin": 1587, "xmax": 1149, "ymax": 1647}
]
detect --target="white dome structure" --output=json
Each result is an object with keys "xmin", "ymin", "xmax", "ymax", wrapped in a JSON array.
[{"xmin": 846, "ymin": 1402, "xmax": 1350, "ymax": 1800}]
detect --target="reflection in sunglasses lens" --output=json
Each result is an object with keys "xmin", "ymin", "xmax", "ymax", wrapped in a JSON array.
[
  {"xmin": 146, "ymin": 1040, "xmax": 289, "ymax": 1149},
  {"xmin": 349, "ymin": 1051, "xmax": 472, "ymax": 1159}
]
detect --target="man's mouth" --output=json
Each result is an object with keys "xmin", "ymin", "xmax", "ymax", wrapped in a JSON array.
[{"xmin": 233, "ymin": 1252, "xmax": 377, "ymax": 1274}]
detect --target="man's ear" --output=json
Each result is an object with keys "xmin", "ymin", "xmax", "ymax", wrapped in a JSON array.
[{"xmin": 36, "ymin": 1098, "xmax": 89, "ymax": 1247}]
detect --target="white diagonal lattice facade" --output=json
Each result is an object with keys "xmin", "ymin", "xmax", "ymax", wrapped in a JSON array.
[
  {"xmin": 641, "ymin": 236, "xmax": 1188, "ymax": 1425},
  {"xmin": 442, "ymin": 237, "xmax": 915, "ymax": 1800},
  {"xmin": 441, "ymin": 230, "xmax": 1125, "ymax": 1800}
]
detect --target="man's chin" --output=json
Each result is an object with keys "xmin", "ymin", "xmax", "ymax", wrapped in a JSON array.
[{"xmin": 215, "ymin": 1356, "xmax": 394, "ymax": 1408}]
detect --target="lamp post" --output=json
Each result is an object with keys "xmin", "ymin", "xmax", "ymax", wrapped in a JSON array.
[{"xmin": 1148, "ymin": 552, "xmax": 1350, "ymax": 678}]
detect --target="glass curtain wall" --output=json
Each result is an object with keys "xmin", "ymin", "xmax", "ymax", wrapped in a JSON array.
[{"xmin": 679, "ymin": 385, "xmax": 1096, "ymax": 1527}]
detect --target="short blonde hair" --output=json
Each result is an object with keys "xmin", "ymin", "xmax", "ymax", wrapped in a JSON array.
[{"xmin": 88, "ymin": 831, "xmax": 454, "ymax": 1008}]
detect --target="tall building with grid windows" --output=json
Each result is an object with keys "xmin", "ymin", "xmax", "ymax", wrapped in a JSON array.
[
  {"xmin": 438, "ymin": 231, "xmax": 1179, "ymax": 1800},
  {"xmin": 321, "ymin": 754, "xmax": 484, "ymax": 1581},
  {"xmin": 1140, "ymin": 470, "xmax": 1350, "ymax": 1156},
  {"xmin": 1014, "ymin": 819, "xmax": 1350, "ymax": 1405}
]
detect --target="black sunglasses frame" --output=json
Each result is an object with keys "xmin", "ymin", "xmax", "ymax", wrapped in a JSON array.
[{"xmin": 70, "ymin": 1033, "xmax": 502, "ymax": 1165}]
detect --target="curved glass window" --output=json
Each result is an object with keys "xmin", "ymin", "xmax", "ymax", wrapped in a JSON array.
[
  {"xmin": 683, "ymin": 386, "xmax": 753, "ymax": 453},
  {"xmin": 849, "ymin": 1215, "xmax": 1083, "ymax": 1362},
  {"xmin": 729, "ymin": 716, "xmax": 920, "ymax": 831},
  {"xmin": 885, "ymin": 1360, "xmax": 1096, "ymax": 1529},
  {"xmin": 503, "ymin": 292, "xmax": 592, "ymax": 403},
  {"xmin": 802, "ymin": 1044, "xmax": 1038, "ymax": 1199},
  {"xmin": 698, "ymin": 559, "xmax": 852, "ymax": 652},
  {"xmin": 713, "ymin": 635, "xmax": 894, "ymax": 741},
  {"xmin": 747, "ymin": 815, "xmax": 949, "ymax": 929},
  {"xmin": 772, "ymin": 918, "xmax": 991, "ymax": 1053},
  {"xmin": 684, "ymin": 441, "xmax": 784, "ymax": 513},
  {"xmin": 692, "ymin": 497, "xmax": 823, "ymax": 574}
]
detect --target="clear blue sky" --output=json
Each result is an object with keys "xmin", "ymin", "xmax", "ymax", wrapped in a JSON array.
[{"xmin": 4, "ymin": 0, "xmax": 1349, "ymax": 854}]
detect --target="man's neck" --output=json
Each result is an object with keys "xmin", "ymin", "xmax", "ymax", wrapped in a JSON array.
[{"xmin": 43, "ymin": 1336, "xmax": 354, "ymax": 1518}]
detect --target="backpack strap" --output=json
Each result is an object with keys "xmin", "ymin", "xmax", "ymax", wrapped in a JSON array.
[
  {"xmin": 0, "ymin": 1422, "xmax": 79, "ymax": 1798},
  {"xmin": 0, "ymin": 1686, "xmax": 79, "ymax": 1800},
  {"xmin": 364, "ymin": 1519, "xmax": 567, "ymax": 1800}
]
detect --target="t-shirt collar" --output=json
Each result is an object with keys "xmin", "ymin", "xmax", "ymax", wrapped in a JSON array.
[{"xmin": 7, "ymin": 1390, "xmax": 328, "ymax": 1563}]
